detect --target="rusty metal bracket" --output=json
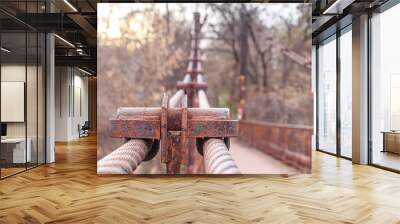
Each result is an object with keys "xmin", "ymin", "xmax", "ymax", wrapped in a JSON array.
[
  {"xmin": 161, "ymin": 94, "xmax": 169, "ymax": 163},
  {"xmin": 176, "ymin": 81, "xmax": 207, "ymax": 91},
  {"xmin": 109, "ymin": 93, "xmax": 238, "ymax": 172}
]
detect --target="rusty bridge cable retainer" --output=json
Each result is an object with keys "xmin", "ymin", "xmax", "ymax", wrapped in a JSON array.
[{"xmin": 97, "ymin": 12, "xmax": 240, "ymax": 174}]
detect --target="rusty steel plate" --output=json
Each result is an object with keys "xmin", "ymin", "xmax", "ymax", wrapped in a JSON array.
[
  {"xmin": 176, "ymin": 82, "xmax": 207, "ymax": 90},
  {"xmin": 110, "ymin": 119, "xmax": 160, "ymax": 139},
  {"xmin": 188, "ymin": 120, "xmax": 238, "ymax": 138}
]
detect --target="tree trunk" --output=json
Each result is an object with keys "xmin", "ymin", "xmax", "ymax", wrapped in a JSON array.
[{"xmin": 238, "ymin": 5, "xmax": 249, "ymax": 120}]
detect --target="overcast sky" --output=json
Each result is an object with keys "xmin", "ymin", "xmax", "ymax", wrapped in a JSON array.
[{"xmin": 98, "ymin": 3, "xmax": 307, "ymax": 41}]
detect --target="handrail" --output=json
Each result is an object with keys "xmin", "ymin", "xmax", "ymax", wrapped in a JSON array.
[{"xmin": 240, "ymin": 119, "xmax": 313, "ymax": 130}]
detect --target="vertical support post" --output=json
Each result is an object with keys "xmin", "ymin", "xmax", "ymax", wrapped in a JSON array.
[
  {"xmin": 336, "ymin": 28, "xmax": 341, "ymax": 156},
  {"xmin": 0, "ymin": 22, "xmax": 2, "ymax": 178},
  {"xmin": 187, "ymin": 12, "xmax": 201, "ymax": 108},
  {"xmin": 167, "ymin": 131, "xmax": 181, "ymax": 174},
  {"xmin": 161, "ymin": 94, "xmax": 169, "ymax": 164},
  {"xmin": 238, "ymin": 6, "xmax": 249, "ymax": 120},
  {"xmin": 352, "ymin": 14, "xmax": 369, "ymax": 164},
  {"xmin": 46, "ymin": 1, "xmax": 55, "ymax": 163},
  {"xmin": 186, "ymin": 12, "xmax": 202, "ymax": 173},
  {"xmin": 312, "ymin": 45, "xmax": 318, "ymax": 150},
  {"xmin": 181, "ymin": 95, "xmax": 188, "ymax": 165}
]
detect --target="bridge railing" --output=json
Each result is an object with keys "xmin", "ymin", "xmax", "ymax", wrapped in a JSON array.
[{"xmin": 238, "ymin": 120, "xmax": 312, "ymax": 173}]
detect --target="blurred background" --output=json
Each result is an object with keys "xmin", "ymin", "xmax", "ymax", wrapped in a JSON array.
[{"xmin": 97, "ymin": 3, "xmax": 312, "ymax": 173}]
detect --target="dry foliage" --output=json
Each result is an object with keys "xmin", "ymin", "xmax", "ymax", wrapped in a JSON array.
[
  {"xmin": 98, "ymin": 5, "xmax": 191, "ymax": 158},
  {"xmin": 203, "ymin": 3, "xmax": 312, "ymax": 125},
  {"xmin": 97, "ymin": 3, "xmax": 312, "ymax": 158}
]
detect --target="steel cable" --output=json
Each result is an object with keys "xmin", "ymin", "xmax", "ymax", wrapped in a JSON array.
[{"xmin": 97, "ymin": 139, "xmax": 150, "ymax": 174}]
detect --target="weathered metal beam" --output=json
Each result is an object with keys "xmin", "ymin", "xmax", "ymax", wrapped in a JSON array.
[
  {"xmin": 116, "ymin": 107, "xmax": 230, "ymax": 120},
  {"xmin": 55, "ymin": 55, "xmax": 96, "ymax": 68},
  {"xmin": 176, "ymin": 82, "xmax": 207, "ymax": 91},
  {"xmin": 110, "ymin": 112, "xmax": 236, "ymax": 139},
  {"xmin": 110, "ymin": 119, "xmax": 160, "ymax": 139},
  {"xmin": 67, "ymin": 13, "xmax": 97, "ymax": 38},
  {"xmin": 15, "ymin": 13, "xmax": 82, "ymax": 32},
  {"xmin": 188, "ymin": 120, "xmax": 237, "ymax": 138}
]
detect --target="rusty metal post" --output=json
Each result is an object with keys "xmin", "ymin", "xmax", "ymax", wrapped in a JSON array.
[
  {"xmin": 166, "ymin": 131, "xmax": 181, "ymax": 174},
  {"xmin": 161, "ymin": 94, "xmax": 169, "ymax": 164},
  {"xmin": 181, "ymin": 95, "xmax": 189, "ymax": 166},
  {"xmin": 166, "ymin": 95, "xmax": 188, "ymax": 174}
]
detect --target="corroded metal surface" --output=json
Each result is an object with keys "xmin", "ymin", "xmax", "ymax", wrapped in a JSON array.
[
  {"xmin": 161, "ymin": 94, "xmax": 169, "ymax": 164},
  {"xmin": 111, "ymin": 115, "xmax": 237, "ymax": 140},
  {"xmin": 110, "ymin": 119, "xmax": 160, "ymax": 139},
  {"xmin": 111, "ymin": 107, "xmax": 232, "ymax": 137},
  {"xmin": 188, "ymin": 120, "xmax": 238, "ymax": 138},
  {"xmin": 166, "ymin": 131, "xmax": 182, "ymax": 174},
  {"xmin": 181, "ymin": 96, "xmax": 188, "ymax": 165}
]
